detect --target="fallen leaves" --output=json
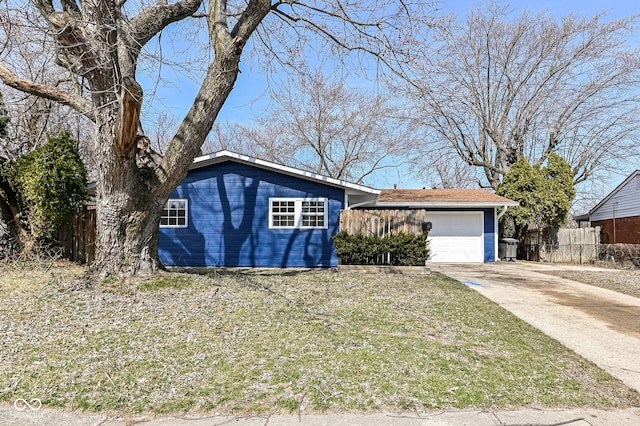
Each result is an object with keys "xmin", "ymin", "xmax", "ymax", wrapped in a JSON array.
[{"xmin": 0, "ymin": 263, "xmax": 638, "ymax": 415}]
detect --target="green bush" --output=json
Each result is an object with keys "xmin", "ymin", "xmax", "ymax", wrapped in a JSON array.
[
  {"xmin": 333, "ymin": 231, "xmax": 430, "ymax": 266},
  {"xmin": 14, "ymin": 131, "xmax": 88, "ymax": 237}
]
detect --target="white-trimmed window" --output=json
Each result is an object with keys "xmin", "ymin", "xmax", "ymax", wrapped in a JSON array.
[
  {"xmin": 160, "ymin": 199, "xmax": 188, "ymax": 228},
  {"xmin": 270, "ymin": 198, "xmax": 327, "ymax": 229}
]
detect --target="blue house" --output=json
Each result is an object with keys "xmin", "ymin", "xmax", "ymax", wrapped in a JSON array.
[
  {"xmin": 158, "ymin": 151, "xmax": 518, "ymax": 267},
  {"xmin": 158, "ymin": 151, "xmax": 379, "ymax": 268}
]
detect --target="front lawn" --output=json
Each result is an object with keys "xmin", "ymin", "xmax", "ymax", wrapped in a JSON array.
[{"xmin": 0, "ymin": 263, "xmax": 638, "ymax": 415}]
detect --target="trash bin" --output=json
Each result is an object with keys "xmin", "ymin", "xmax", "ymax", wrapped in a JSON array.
[{"xmin": 499, "ymin": 238, "xmax": 519, "ymax": 261}]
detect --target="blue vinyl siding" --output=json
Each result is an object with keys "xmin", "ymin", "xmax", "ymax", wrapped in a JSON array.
[
  {"xmin": 159, "ymin": 162, "xmax": 344, "ymax": 267},
  {"xmin": 482, "ymin": 208, "xmax": 496, "ymax": 262}
]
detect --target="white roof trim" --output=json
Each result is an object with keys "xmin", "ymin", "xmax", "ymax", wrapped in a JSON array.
[
  {"xmin": 374, "ymin": 201, "xmax": 520, "ymax": 208},
  {"xmin": 191, "ymin": 150, "xmax": 380, "ymax": 195},
  {"xmin": 589, "ymin": 170, "xmax": 640, "ymax": 216}
]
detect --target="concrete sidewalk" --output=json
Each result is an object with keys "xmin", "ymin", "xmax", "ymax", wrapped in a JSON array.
[
  {"xmin": 3, "ymin": 405, "xmax": 640, "ymax": 426},
  {"xmin": 431, "ymin": 261, "xmax": 640, "ymax": 394}
]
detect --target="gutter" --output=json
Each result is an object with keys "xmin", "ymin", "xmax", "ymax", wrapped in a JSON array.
[
  {"xmin": 346, "ymin": 198, "xmax": 378, "ymax": 210},
  {"xmin": 497, "ymin": 205, "xmax": 509, "ymax": 220},
  {"xmin": 374, "ymin": 202, "xmax": 520, "ymax": 209}
]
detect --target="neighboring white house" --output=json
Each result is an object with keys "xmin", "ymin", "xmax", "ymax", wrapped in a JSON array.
[{"xmin": 587, "ymin": 170, "xmax": 640, "ymax": 244}]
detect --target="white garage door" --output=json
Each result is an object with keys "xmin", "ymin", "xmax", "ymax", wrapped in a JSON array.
[{"xmin": 426, "ymin": 212, "xmax": 484, "ymax": 263}]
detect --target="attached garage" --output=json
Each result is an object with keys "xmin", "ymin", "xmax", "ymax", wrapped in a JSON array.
[
  {"xmin": 367, "ymin": 189, "xmax": 519, "ymax": 263},
  {"xmin": 426, "ymin": 211, "xmax": 484, "ymax": 263}
]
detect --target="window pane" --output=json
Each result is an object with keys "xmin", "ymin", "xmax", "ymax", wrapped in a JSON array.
[
  {"xmin": 161, "ymin": 199, "xmax": 187, "ymax": 227},
  {"xmin": 271, "ymin": 200, "xmax": 297, "ymax": 227},
  {"xmin": 301, "ymin": 200, "xmax": 325, "ymax": 228}
]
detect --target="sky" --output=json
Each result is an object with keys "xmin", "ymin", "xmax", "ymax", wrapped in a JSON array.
[
  {"xmin": 148, "ymin": 1, "xmax": 640, "ymax": 207},
  {"xmin": 216, "ymin": 0, "xmax": 640, "ymax": 125}
]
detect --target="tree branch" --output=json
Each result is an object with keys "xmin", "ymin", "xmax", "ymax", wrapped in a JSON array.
[
  {"xmin": 130, "ymin": 0, "xmax": 203, "ymax": 49},
  {"xmin": 0, "ymin": 62, "xmax": 95, "ymax": 121},
  {"xmin": 60, "ymin": 0, "xmax": 81, "ymax": 16},
  {"xmin": 230, "ymin": 0, "xmax": 272, "ymax": 46}
]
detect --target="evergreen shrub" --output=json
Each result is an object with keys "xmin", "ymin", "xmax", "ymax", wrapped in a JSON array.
[{"xmin": 333, "ymin": 231, "xmax": 429, "ymax": 266}]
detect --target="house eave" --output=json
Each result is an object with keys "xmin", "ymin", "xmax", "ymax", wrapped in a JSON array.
[
  {"xmin": 192, "ymin": 150, "xmax": 380, "ymax": 196},
  {"xmin": 373, "ymin": 201, "xmax": 520, "ymax": 209},
  {"xmin": 573, "ymin": 213, "xmax": 590, "ymax": 222},
  {"xmin": 588, "ymin": 170, "xmax": 640, "ymax": 216}
]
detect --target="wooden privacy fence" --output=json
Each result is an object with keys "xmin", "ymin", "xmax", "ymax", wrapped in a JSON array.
[
  {"xmin": 57, "ymin": 208, "xmax": 96, "ymax": 264},
  {"xmin": 524, "ymin": 226, "xmax": 600, "ymax": 263},
  {"xmin": 340, "ymin": 209, "xmax": 427, "ymax": 236}
]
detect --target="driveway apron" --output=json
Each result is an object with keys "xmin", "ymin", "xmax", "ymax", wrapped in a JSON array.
[{"xmin": 431, "ymin": 262, "xmax": 640, "ymax": 394}]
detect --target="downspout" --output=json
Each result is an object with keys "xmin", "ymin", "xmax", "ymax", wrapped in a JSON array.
[
  {"xmin": 497, "ymin": 205, "xmax": 508, "ymax": 220},
  {"xmin": 496, "ymin": 206, "xmax": 508, "ymax": 262},
  {"xmin": 613, "ymin": 202, "xmax": 618, "ymax": 244}
]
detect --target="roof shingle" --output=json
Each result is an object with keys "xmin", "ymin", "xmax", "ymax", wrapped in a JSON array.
[{"xmin": 377, "ymin": 189, "xmax": 517, "ymax": 205}]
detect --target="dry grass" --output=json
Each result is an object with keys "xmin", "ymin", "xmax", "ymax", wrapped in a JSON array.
[
  {"xmin": 1, "ymin": 262, "xmax": 638, "ymax": 416},
  {"xmin": 544, "ymin": 268, "xmax": 640, "ymax": 299}
]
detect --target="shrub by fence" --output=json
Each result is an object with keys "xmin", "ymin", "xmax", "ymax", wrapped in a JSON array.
[
  {"xmin": 333, "ymin": 231, "xmax": 429, "ymax": 266},
  {"xmin": 598, "ymin": 244, "xmax": 640, "ymax": 268}
]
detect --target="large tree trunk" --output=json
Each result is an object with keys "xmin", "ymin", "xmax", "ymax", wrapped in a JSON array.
[
  {"xmin": 93, "ymin": 187, "xmax": 165, "ymax": 276},
  {"xmin": 90, "ymin": 51, "xmax": 244, "ymax": 277},
  {"xmin": 89, "ymin": 94, "xmax": 168, "ymax": 276},
  {"xmin": 93, "ymin": 166, "xmax": 165, "ymax": 275}
]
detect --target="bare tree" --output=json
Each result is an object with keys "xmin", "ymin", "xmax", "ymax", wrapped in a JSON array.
[
  {"xmin": 404, "ymin": 3, "xmax": 640, "ymax": 190},
  {"xmin": 0, "ymin": 9, "xmax": 92, "ymax": 160},
  {"xmin": 146, "ymin": 111, "xmax": 180, "ymax": 155},
  {"xmin": 411, "ymin": 149, "xmax": 481, "ymax": 189},
  {"xmin": 207, "ymin": 119, "xmax": 300, "ymax": 164},
  {"xmin": 209, "ymin": 71, "xmax": 418, "ymax": 185},
  {"xmin": 0, "ymin": 0, "xmax": 435, "ymax": 276}
]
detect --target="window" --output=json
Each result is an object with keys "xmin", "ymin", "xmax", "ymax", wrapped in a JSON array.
[
  {"xmin": 270, "ymin": 198, "xmax": 327, "ymax": 229},
  {"xmin": 271, "ymin": 200, "xmax": 296, "ymax": 227},
  {"xmin": 160, "ymin": 199, "xmax": 188, "ymax": 228},
  {"xmin": 301, "ymin": 200, "xmax": 325, "ymax": 227}
]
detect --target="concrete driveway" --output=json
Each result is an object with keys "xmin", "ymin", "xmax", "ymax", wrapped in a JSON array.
[{"xmin": 431, "ymin": 262, "xmax": 640, "ymax": 394}]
